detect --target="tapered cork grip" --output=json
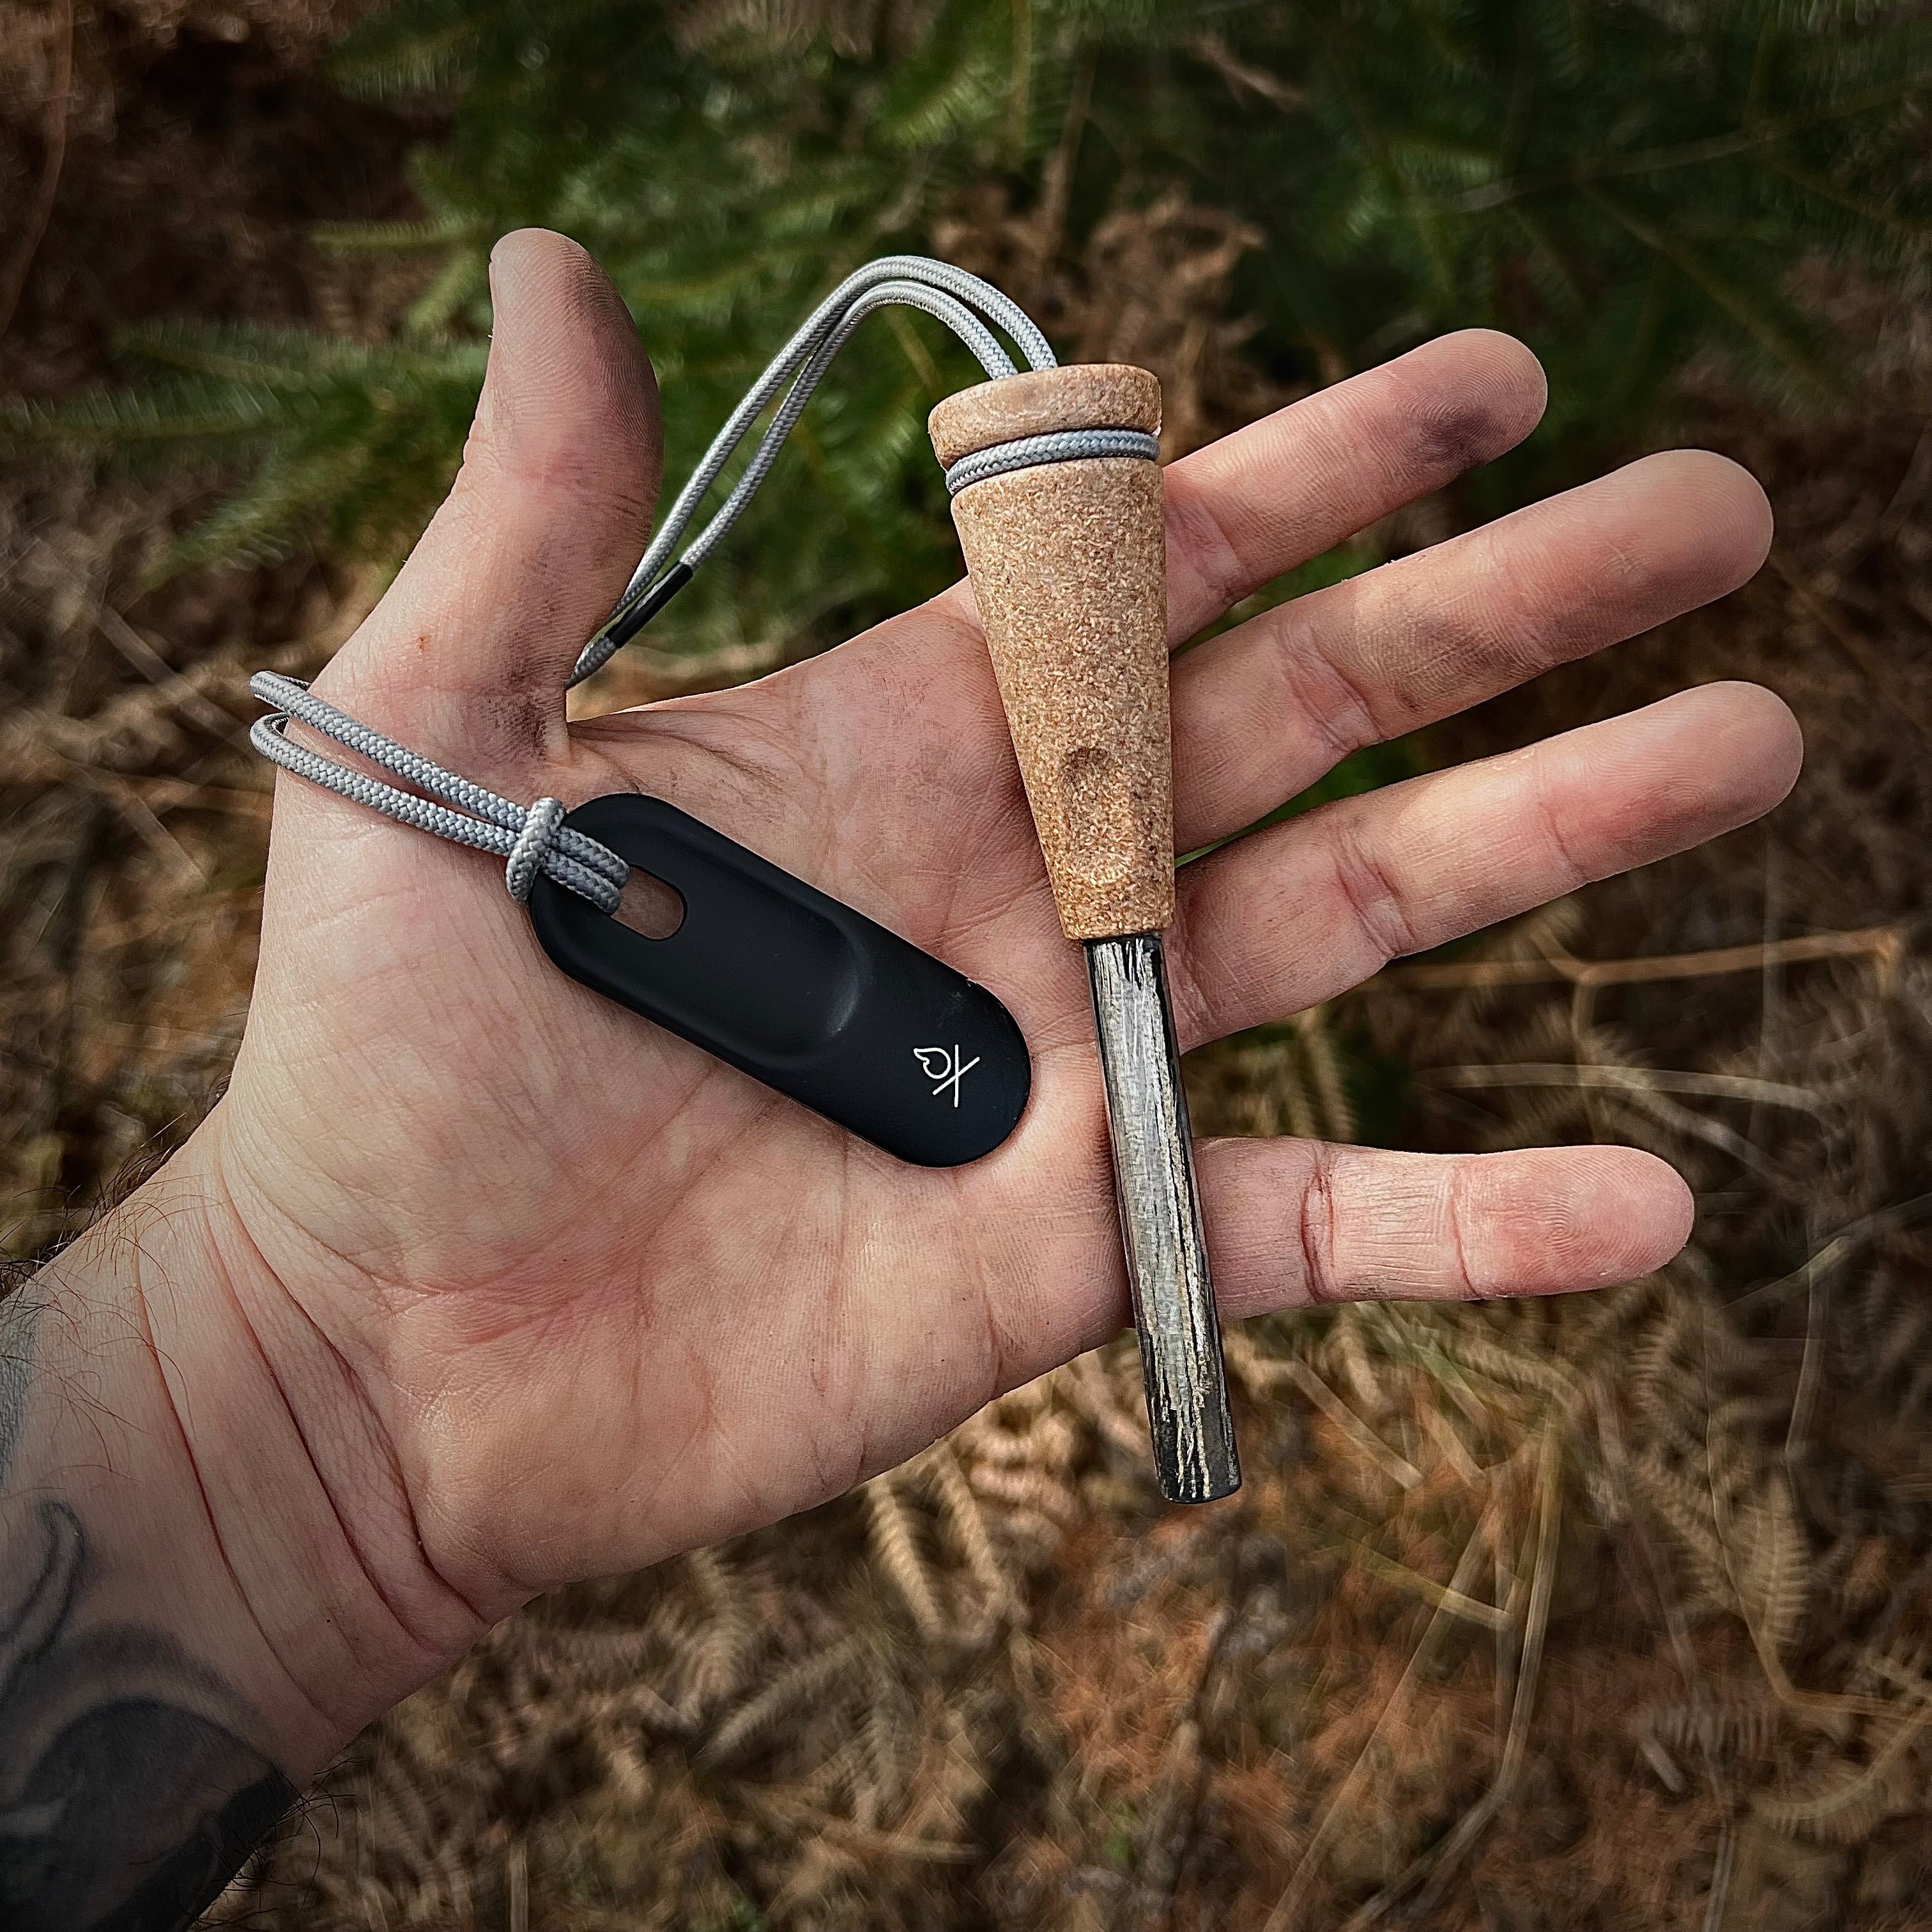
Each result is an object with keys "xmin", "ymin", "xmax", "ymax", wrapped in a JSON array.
[{"xmin": 930, "ymin": 365, "xmax": 1172, "ymax": 942}]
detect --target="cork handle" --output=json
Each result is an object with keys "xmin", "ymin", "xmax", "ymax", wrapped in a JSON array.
[{"xmin": 930, "ymin": 366, "xmax": 1172, "ymax": 943}]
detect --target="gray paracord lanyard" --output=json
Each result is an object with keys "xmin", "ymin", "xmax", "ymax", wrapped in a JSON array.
[{"xmin": 249, "ymin": 255, "xmax": 1158, "ymax": 910}]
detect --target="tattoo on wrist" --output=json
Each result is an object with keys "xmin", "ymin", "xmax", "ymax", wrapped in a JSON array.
[{"xmin": 1, "ymin": 1287, "xmax": 298, "ymax": 1931}]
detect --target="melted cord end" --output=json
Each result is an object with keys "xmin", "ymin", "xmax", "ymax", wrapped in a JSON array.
[{"xmin": 602, "ymin": 558, "xmax": 696, "ymax": 652}]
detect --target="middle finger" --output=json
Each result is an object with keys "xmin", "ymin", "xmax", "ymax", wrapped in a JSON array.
[{"xmin": 1170, "ymin": 448, "xmax": 1773, "ymax": 851}]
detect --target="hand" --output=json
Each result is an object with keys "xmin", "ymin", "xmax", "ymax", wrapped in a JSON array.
[{"xmin": 141, "ymin": 229, "xmax": 1794, "ymax": 1760}]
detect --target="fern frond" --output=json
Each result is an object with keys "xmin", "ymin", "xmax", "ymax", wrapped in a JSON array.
[
  {"xmin": 1754, "ymin": 1703, "xmax": 1932, "ymax": 1843},
  {"xmin": 1721, "ymin": 1479, "xmax": 1812, "ymax": 1664},
  {"xmin": 862, "ymin": 1473, "xmax": 950, "ymax": 1640},
  {"xmin": 329, "ymin": 0, "xmax": 505, "ymax": 100},
  {"xmin": 313, "ymin": 213, "xmax": 487, "ymax": 254},
  {"xmin": 1644, "ymin": 1696, "xmax": 1781, "ymax": 1763},
  {"xmin": 925, "ymin": 1443, "xmax": 1018, "ymax": 1618},
  {"xmin": 701, "ymin": 1635, "xmax": 864, "ymax": 1767}
]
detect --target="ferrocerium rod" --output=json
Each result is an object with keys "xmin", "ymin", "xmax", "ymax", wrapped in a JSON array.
[
  {"xmin": 930, "ymin": 362, "xmax": 1242, "ymax": 1505},
  {"xmin": 1087, "ymin": 933, "xmax": 1240, "ymax": 1501}
]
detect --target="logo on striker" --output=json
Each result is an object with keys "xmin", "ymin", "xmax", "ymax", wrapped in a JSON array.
[{"xmin": 913, "ymin": 1045, "xmax": 980, "ymax": 1107}]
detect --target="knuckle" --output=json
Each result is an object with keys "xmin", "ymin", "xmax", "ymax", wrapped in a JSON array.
[
  {"xmin": 1160, "ymin": 915, "xmax": 1222, "ymax": 1053},
  {"xmin": 1527, "ymin": 762, "xmax": 1597, "ymax": 894},
  {"xmin": 1167, "ymin": 482, "xmax": 1257, "ymax": 629},
  {"xmin": 1297, "ymin": 1147, "xmax": 1344, "ymax": 1305},
  {"xmin": 1262, "ymin": 606, "xmax": 1384, "ymax": 772},
  {"xmin": 1325, "ymin": 827, "xmax": 1419, "ymax": 965},
  {"xmin": 1442, "ymin": 1160, "xmax": 1480, "ymax": 1298}
]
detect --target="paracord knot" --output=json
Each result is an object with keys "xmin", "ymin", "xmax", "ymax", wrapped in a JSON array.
[{"xmin": 506, "ymin": 796, "xmax": 567, "ymax": 903}]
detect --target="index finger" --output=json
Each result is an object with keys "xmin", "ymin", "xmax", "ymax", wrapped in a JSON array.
[{"xmin": 1163, "ymin": 328, "xmax": 1548, "ymax": 640}]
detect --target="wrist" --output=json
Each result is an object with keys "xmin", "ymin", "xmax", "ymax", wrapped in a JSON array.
[{"xmin": 20, "ymin": 1121, "xmax": 486, "ymax": 1778}]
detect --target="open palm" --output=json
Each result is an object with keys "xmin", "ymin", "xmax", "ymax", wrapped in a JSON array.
[{"xmin": 203, "ymin": 231, "xmax": 1797, "ymax": 1652}]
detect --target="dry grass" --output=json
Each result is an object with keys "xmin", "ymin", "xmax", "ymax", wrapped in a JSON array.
[{"xmin": 4, "ymin": 17, "xmax": 1932, "ymax": 1932}]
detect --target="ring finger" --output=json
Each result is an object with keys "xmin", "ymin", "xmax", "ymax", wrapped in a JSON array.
[{"xmin": 1167, "ymin": 679, "xmax": 1802, "ymax": 1050}]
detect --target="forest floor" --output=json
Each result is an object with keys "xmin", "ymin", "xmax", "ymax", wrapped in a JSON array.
[{"xmin": 4, "ymin": 8, "xmax": 1932, "ymax": 1931}]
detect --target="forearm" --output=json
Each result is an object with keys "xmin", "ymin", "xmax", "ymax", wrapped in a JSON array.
[{"xmin": 0, "ymin": 1135, "xmax": 471, "ymax": 1928}]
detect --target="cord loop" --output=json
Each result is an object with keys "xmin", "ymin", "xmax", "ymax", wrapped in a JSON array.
[
  {"xmin": 249, "ymin": 672, "xmax": 628, "ymax": 914},
  {"xmin": 247, "ymin": 257, "xmax": 1157, "ymax": 917},
  {"xmin": 942, "ymin": 427, "xmax": 1160, "ymax": 496}
]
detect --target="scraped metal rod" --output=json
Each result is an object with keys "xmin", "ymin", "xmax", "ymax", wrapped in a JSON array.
[{"xmin": 1085, "ymin": 933, "xmax": 1240, "ymax": 1504}]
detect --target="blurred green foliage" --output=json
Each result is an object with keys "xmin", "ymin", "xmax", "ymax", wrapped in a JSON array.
[{"xmin": 5, "ymin": 0, "xmax": 1928, "ymax": 660}]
